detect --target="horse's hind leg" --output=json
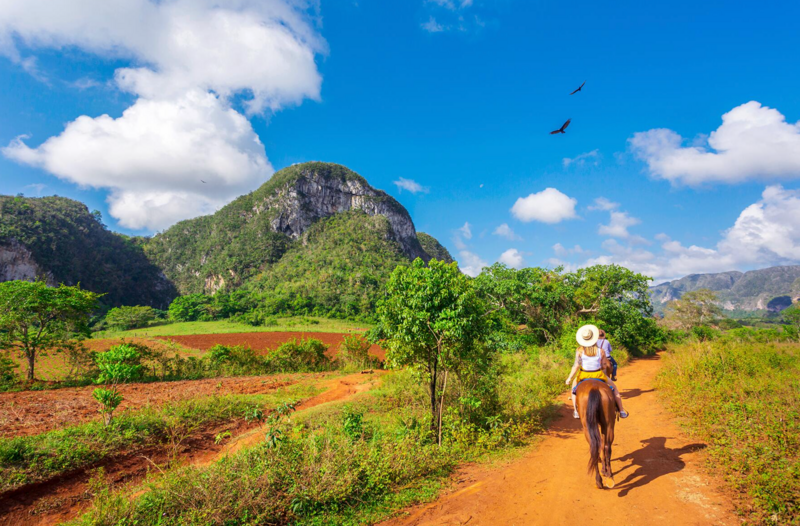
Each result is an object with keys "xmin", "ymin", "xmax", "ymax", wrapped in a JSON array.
[{"xmin": 602, "ymin": 424, "xmax": 616, "ymax": 487}]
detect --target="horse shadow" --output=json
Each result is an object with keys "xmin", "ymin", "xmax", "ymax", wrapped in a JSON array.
[
  {"xmin": 620, "ymin": 388, "xmax": 655, "ymax": 399},
  {"xmin": 613, "ymin": 437, "xmax": 706, "ymax": 497}
]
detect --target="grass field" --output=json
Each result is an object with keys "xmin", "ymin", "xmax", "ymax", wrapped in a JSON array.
[
  {"xmin": 93, "ymin": 317, "xmax": 372, "ymax": 338},
  {"xmin": 658, "ymin": 340, "xmax": 800, "ymax": 525}
]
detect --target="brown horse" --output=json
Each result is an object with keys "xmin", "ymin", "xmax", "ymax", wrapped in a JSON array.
[{"xmin": 575, "ymin": 379, "xmax": 617, "ymax": 488}]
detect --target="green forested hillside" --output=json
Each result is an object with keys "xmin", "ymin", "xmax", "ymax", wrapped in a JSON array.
[
  {"xmin": 144, "ymin": 162, "xmax": 425, "ymax": 295},
  {"xmin": 244, "ymin": 211, "xmax": 410, "ymax": 318},
  {"xmin": 0, "ymin": 195, "xmax": 177, "ymax": 308},
  {"xmin": 417, "ymin": 232, "xmax": 454, "ymax": 263}
]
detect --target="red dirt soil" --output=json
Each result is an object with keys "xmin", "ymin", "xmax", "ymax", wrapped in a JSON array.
[
  {"xmin": 380, "ymin": 354, "xmax": 739, "ymax": 526},
  {"xmin": 156, "ymin": 331, "xmax": 386, "ymax": 360},
  {"xmin": 0, "ymin": 374, "xmax": 306, "ymax": 438},
  {"xmin": 0, "ymin": 371, "xmax": 384, "ymax": 526}
]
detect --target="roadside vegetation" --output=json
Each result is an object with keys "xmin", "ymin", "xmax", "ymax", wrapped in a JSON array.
[
  {"xmin": 658, "ymin": 339, "xmax": 799, "ymax": 525},
  {"xmin": 69, "ymin": 347, "xmax": 569, "ymax": 526}
]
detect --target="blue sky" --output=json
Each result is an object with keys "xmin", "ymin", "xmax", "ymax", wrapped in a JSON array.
[{"xmin": 2, "ymin": 0, "xmax": 800, "ymax": 283}]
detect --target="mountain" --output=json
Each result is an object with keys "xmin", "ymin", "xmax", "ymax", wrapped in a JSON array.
[
  {"xmin": 0, "ymin": 195, "xmax": 177, "ymax": 308},
  {"xmin": 650, "ymin": 265, "xmax": 800, "ymax": 312},
  {"xmin": 0, "ymin": 163, "xmax": 451, "ymax": 315},
  {"xmin": 144, "ymin": 162, "xmax": 435, "ymax": 294}
]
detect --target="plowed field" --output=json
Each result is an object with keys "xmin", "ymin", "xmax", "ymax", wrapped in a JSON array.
[
  {"xmin": 157, "ymin": 331, "xmax": 386, "ymax": 360},
  {"xmin": 0, "ymin": 374, "xmax": 305, "ymax": 438}
]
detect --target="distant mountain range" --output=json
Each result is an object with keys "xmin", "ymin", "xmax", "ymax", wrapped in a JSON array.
[{"xmin": 649, "ymin": 266, "xmax": 800, "ymax": 312}]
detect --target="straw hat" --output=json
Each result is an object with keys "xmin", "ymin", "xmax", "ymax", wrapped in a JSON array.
[{"xmin": 576, "ymin": 324, "xmax": 600, "ymax": 347}]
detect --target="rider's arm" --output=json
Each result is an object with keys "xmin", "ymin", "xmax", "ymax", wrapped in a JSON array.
[{"xmin": 565, "ymin": 351, "xmax": 581, "ymax": 384}]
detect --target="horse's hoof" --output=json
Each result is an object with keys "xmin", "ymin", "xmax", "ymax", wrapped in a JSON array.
[{"xmin": 602, "ymin": 476, "xmax": 616, "ymax": 489}]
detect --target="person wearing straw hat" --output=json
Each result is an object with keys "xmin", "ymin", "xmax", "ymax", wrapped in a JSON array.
[{"xmin": 565, "ymin": 324, "xmax": 629, "ymax": 419}]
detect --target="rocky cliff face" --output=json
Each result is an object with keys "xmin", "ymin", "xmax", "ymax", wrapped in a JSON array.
[
  {"xmin": 0, "ymin": 239, "xmax": 53, "ymax": 284},
  {"xmin": 262, "ymin": 165, "xmax": 428, "ymax": 261}
]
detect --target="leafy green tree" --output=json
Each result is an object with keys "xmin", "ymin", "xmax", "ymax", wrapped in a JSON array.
[
  {"xmin": 375, "ymin": 259, "xmax": 487, "ymax": 441},
  {"xmin": 93, "ymin": 343, "xmax": 144, "ymax": 425},
  {"xmin": 105, "ymin": 305, "xmax": 157, "ymax": 331},
  {"xmin": 664, "ymin": 288, "xmax": 723, "ymax": 330},
  {"xmin": 0, "ymin": 281, "xmax": 99, "ymax": 381},
  {"xmin": 783, "ymin": 304, "xmax": 800, "ymax": 327},
  {"xmin": 168, "ymin": 294, "xmax": 211, "ymax": 322}
]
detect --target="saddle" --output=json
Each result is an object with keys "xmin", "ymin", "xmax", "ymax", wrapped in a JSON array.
[{"xmin": 572, "ymin": 378, "xmax": 615, "ymax": 396}]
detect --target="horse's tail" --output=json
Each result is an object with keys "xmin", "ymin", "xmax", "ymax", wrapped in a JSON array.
[{"xmin": 585, "ymin": 388, "xmax": 602, "ymax": 476}]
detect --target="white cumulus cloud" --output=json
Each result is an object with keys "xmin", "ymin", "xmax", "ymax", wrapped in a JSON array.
[
  {"xmin": 3, "ymin": 91, "xmax": 272, "ymax": 230},
  {"xmin": 598, "ymin": 211, "xmax": 641, "ymax": 239},
  {"xmin": 630, "ymin": 101, "xmax": 800, "ymax": 186},
  {"xmin": 511, "ymin": 188, "xmax": 578, "ymax": 224},
  {"xmin": 492, "ymin": 223, "xmax": 521, "ymax": 241},
  {"xmin": 0, "ymin": 0, "xmax": 325, "ymax": 230},
  {"xmin": 498, "ymin": 248, "xmax": 524, "ymax": 269},
  {"xmin": 393, "ymin": 177, "xmax": 429, "ymax": 194},
  {"xmin": 458, "ymin": 250, "xmax": 487, "ymax": 277}
]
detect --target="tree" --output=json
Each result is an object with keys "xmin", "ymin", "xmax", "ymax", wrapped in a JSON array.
[
  {"xmin": 783, "ymin": 304, "xmax": 800, "ymax": 327},
  {"xmin": 0, "ymin": 281, "xmax": 99, "ymax": 381},
  {"xmin": 374, "ymin": 259, "xmax": 487, "ymax": 442},
  {"xmin": 663, "ymin": 288, "xmax": 723, "ymax": 330},
  {"xmin": 93, "ymin": 343, "xmax": 145, "ymax": 425},
  {"xmin": 105, "ymin": 305, "xmax": 157, "ymax": 331}
]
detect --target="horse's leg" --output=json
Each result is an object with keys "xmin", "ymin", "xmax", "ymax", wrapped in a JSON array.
[{"xmin": 602, "ymin": 397, "xmax": 616, "ymax": 487}]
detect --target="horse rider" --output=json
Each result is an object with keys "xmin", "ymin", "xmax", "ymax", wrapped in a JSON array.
[
  {"xmin": 565, "ymin": 324, "xmax": 629, "ymax": 419},
  {"xmin": 597, "ymin": 329, "xmax": 617, "ymax": 381}
]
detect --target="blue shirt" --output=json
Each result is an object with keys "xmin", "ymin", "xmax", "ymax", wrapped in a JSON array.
[{"xmin": 597, "ymin": 338, "xmax": 612, "ymax": 358}]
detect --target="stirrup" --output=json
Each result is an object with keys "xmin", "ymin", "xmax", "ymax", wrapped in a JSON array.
[{"xmin": 619, "ymin": 410, "xmax": 629, "ymax": 419}]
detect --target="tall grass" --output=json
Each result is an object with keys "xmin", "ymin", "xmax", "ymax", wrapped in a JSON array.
[{"xmin": 657, "ymin": 341, "xmax": 800, "ymax": 525}]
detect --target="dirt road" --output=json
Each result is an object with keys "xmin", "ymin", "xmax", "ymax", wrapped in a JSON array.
[{"xmin": 382, "ymin": 354, "xmax": 738, "ymax": 526}]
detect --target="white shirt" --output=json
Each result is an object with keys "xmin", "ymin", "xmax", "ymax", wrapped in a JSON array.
[{"xmin": 577, "ymin": 347, "xmax": 603, "ymax": 371}]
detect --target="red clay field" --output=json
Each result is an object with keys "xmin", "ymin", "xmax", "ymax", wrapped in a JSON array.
[
  {"xmin": 157, "ymin": 331, "xmax": 386, "ymax": 360},
  {"xmin": 0, "ymin": 374, "xmax": 306, "ymax": 438}
]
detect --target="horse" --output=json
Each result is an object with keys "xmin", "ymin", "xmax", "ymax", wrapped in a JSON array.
[{"xmin": 575, "ymin": 378, "xmax": 617, "ymax": 489}]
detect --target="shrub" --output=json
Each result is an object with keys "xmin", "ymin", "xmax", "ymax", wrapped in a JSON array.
[
  {"xmin": 264, "ymin": 338, "xmax": 330, "ymax": 373},
  {"xmin": 93, "ymin": 344, "xmax": 145, "ymax": 425},
  {"xmin": 208, "ymin": 344, "xmax": 265, "ymax": 375},
  {"xmin": 337, "ymin": 334, "xmax": 380, "ymax": 370},
  {"xmin": 104, "ymin": 306, "xmax": 157, "ymax": 331}
]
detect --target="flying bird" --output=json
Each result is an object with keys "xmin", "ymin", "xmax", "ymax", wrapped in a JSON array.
[
  {"xmin": 570, "ymin": 81, "xmax": 586, "ymax": 95},
  {"xmin": 550, "ymin": 119, "xmax": 571, "ymax": 135},
  {"xmin": 201, "ymin": 180, "xmax": 207, "ymax": 183}
]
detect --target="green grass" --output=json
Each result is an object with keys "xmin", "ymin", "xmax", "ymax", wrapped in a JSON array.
[
  {"xmin": 69, "ymin": 348, "xmax": 570, "ymax": 526},
  {"xmin": 657, "ymin": 341, "xmax": 800, "ymax": 525},
  {"xmin": 0, "ymin": 382, "xmax": 319, "ymax": 492},
  {"xmin": 94, "ymin": 317, "xmax": 372, "ymax": 338}
]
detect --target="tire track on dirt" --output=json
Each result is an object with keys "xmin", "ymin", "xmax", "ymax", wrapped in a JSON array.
[{"xmin": 381, "ymin": 354, "xmax": 738, "ymax": 526}]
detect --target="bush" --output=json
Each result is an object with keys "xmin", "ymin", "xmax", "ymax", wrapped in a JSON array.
[
  {"xmin": 337, "ymin": 334, "xmax": 380, "ymax": 371},
  {"xmin": 264, "ymin": 338, "xmax": 331, "ymax": 373},
  {"xmin": 208, "ymin": 344, "xmax": 265, "ymax": 375},
  {"xmin": 104, "ymin": 306, "xmax": 157, "ymax": 331}
]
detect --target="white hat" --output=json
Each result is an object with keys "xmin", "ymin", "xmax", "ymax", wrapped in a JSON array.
[{"xmin": 576, "ymin": 324, "xmax": 600, "ymax": 347}]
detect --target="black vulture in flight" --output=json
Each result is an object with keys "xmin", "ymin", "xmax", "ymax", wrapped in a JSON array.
[
  {"xmin": 570, "ymin": 81, "xmax": 586, "ymax": 95},
  {"xmin": 550, "ymin": 119, "xmax": 571, "ymax": 135}
]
